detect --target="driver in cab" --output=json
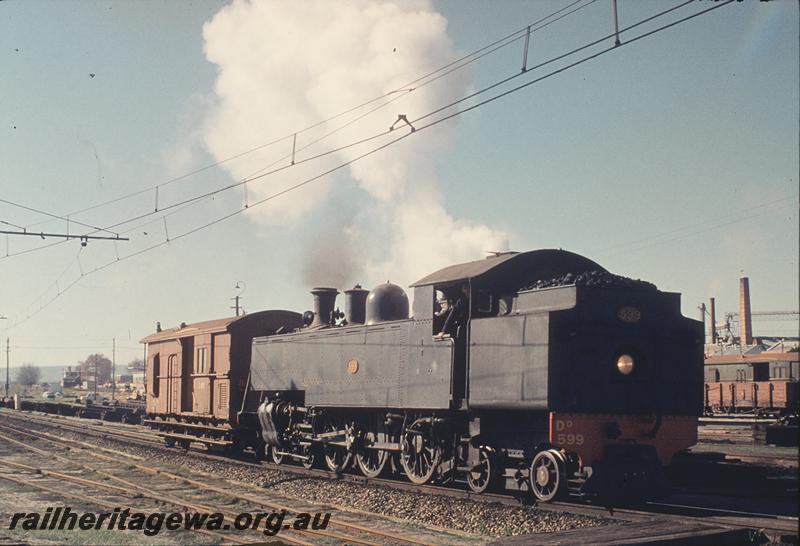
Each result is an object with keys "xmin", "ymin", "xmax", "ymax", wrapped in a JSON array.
[{"xmin": 434, "ymin": 283, "xmax": 469, "ymax": 340}]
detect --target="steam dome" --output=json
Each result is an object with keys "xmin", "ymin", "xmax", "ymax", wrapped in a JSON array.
[{"xmin": 365, "ymin": 282, "xmax": 409, "ymax": 325}]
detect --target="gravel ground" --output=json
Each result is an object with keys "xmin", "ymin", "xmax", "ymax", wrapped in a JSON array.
[
  {"xmin": 5, "ymin": 417, "xmax": 616, "ymax": 538},
  {"xmin": 0, "ymin": 476, "xmax": 215, "ymax": 545}
]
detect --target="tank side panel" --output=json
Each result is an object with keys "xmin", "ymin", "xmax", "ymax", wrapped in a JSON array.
[
  {"xmin": 468, "ymin": 314, "xmax": 549, "ymax": 409},
  {"xmin": 251, "ymin": 320, "xmax": 453, "ymax": 409},
  {"xmin": 406, "ymin": 319, "xmax": 454, "ymax": 408}
]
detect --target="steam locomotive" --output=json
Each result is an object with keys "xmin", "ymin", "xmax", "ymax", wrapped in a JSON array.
[{"xmin": 143, "ymin": 249, "xmax": 703, "ymax": 501}]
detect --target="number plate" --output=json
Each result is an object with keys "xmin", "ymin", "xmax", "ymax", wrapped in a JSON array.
[{"xmin": 617, "ymin": 306, "xmax": 641, "ymax": 323}]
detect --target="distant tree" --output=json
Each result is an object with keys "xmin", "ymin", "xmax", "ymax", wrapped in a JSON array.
[
  {"xmin": 15, "ymin": 363, "xmax": 41, "ymax": 387},
  {"xmin": 127, "ymin": 357, "xmax": 145, "ymax": 371},
  {"xmin": 79, "ymin": 354, "xmax": 112, "ymax": 385}
]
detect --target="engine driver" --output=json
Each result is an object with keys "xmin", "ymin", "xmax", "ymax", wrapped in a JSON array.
[{"xmin": 434, "ymin": 283, "xmax": 469, "ymax": 340}]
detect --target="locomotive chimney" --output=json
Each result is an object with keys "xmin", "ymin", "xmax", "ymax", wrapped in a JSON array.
[
  {"xmin": 739, "ymin": 277, "xmax": 753, "ymax": 346},
  {"xmin": 310, "ymin": 287, "xmax": 339, "ymax": 328},
  {"xmin": 709, "ymin": 298, "xmax": 717, "ymax": 343},
  {"xmin": 344, "ymin": 285, "xmax": 369, "ymax": 325}
]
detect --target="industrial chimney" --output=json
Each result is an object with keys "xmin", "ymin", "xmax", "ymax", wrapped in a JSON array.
[
  {"xmin": 344, "ymin": 285, "xmax": 369, "ymax": 325},
  {"xmin": 709, "ymin": 298, "xmax": 717, "ymax": 343},
  {"xmin": 310, "ymin": 287, "xmax": 339, "ymax": 329},
  {"xmin": 739, "ymin": 277, "xmax": 753, "ymax": 345},
  {"xmin": 699, "ymin": 302, "xmax": 706, "ymax": 342}
]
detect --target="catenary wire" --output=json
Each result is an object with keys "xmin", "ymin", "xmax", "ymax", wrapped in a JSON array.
[
  {"xmin": 3, "ymin": 0, "xmax": 738, "ymax": 332},
  {"xmin": 22, "ymin": 0, "xmax": 596, "ymax": 233},
  {"xmin": 601, "ymin": 199, "xmax": 797, "ymax": 258},
  {"xmin": 4, "ymin": 0, "xmax": 690, "ymax": 254},
  {"xmin": 595, "ymin": 196, "xmax": 796, "ymax": 254},
  {"xmin": 7, "ymin": 0, "xmax": 604, "ymax": 270},
  {"xmin": 101, "ymin": 0, "xmax": 696, "ymax": 231},
  {"xmin": 0, "ymin": 197, "xmax": 117, "ymax": 236}
]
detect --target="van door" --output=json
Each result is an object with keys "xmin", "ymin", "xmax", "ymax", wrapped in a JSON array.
[{"xmin": 167, "ymin": 354, "xmax": 179, "ymax": 414}]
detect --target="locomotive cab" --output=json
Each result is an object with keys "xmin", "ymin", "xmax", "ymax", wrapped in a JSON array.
[{"xmin": 412, "ymin": 249, "xmax": 703, "ymax": 500}]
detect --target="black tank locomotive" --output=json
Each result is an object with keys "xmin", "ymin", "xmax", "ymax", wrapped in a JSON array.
[{"xmin": 244, "ymin": 249, "xmax": 703, "ymax": 501}]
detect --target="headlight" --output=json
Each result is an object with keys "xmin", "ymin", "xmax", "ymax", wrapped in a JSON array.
[{"xmin": 616, "ymin": 354, "xmax": 635, "ymax": 375}]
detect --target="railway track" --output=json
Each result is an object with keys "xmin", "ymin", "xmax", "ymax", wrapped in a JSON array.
[
  {"xmin": 0, "ymin": 418, "xmax": 475, "ymax": 545},
  {"xmin": 2, "ymin": 409, "xmax": 797, "ymax": 542}
]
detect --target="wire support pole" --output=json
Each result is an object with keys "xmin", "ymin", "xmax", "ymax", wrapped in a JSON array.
[
  {"xmin": 612, "ymin": 0, "xmax": 621, "ymax": 46},
  {"xmin": 4, "ymin": 337, "xmax": 9, "ymax": 400},
  {"xmin": 521, "ymin": 25, "xmax": 531, "ymax": 72},
  {"xmin": 112, "ymin": 338, "xmax": 116, "ymax": 401}
]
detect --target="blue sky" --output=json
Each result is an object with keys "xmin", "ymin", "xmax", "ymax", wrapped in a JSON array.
[{"xmin": 1, "ymin": 0, "xmax": 797, "ymax": 368}]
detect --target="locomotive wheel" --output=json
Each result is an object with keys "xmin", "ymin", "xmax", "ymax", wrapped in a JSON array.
[
  {"xmin": 400, "ymin": 419, "xmax": 441, "ymax": 485},
  {"xmin": 324, "ymin": 446, "xmax": 351, "ymax": 472},
  {"xmin": 356, "ymin": 431, "xmax": 389, "ymax": 478},
  {"xmin": 269, "ymin": 445, "xmax": 285, "ymax": 465},
  {"xmin": 323, "ymin": 420, "xmax": 352, "ymax": 473},
  {"xmin": 467, "ymin": 447, "xmax": 499, "ymax": 494},
  {"xmin": 300, "ymin": 444, "xmax": 317, "ymax": 469},
  {"xmin": 530, "ymin": 449, "xmax": 566, "ymax": 502}
]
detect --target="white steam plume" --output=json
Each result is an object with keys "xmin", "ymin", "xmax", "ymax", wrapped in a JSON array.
[{"xmin": 202, "ymin": 0, "xmax": 508, "ymax": 290}]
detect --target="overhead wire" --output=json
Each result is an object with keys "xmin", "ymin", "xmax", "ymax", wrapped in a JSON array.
[
  {"xmin": 1, "ymin": 220, "xmax": 27, "ymax": 231},
  {"xmin": 601, "ymin": 199, "xmax": 797, "ymax": 258},
  {"xmin": 595, "ymin": 196, "xmax": 798, "ymax": 255},
  {"xmin": 3, "ymin": 0, "xmax": 739, "ymax": 332},
  {"xmin": 16, "ymin": 0, "xmax": 596, "ymax": 257},
  {"xmin": 3, "ymin": 0, "xmax": 652, "ymax": 257},
  {"xmin": 0, "ymin": 197, "xmax": 117, "ymax": 236},
  {"xmin": 12, "ymin": 247, "xmax": 85, "ymax": 327},
  {"xmin": 21, "ymin": 0, "xmax": 596, "ymax": 235},
  {"xmin": 10, "ymin": 345, "xmax": 141, "ymax": 351},
  {"xmin": 99, "ymin": 0, "xmax": 695, "ymax": 234},
  {"xmin": 412, "ymin": 0, "xmax": 696, "ymax": 126},
  {"xmin": 4, "ymin": 0, "xmax": 597, "ymax": 262}
]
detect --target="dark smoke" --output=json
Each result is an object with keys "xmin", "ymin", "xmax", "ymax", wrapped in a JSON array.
[{"xmin": 300, "ymin": 229, "xmax": 363, "ymax": 289}]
